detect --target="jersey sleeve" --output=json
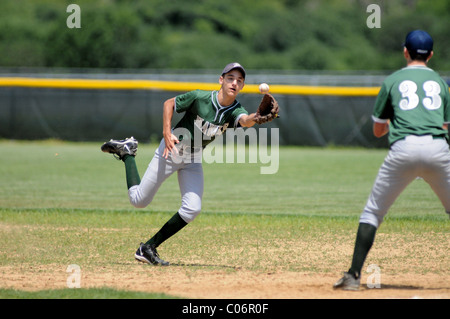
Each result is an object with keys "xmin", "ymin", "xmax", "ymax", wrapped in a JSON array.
[
  {"xmin": 174, "ymin": 90, "xmax": 199, "ymax": 113},
  {"xmin": 231, "ymin": 106, "xmax": 249, "ymax": 128},
  {"xmin": 372, "ymin": 82, "xmax": 394, "ymax": 122}
]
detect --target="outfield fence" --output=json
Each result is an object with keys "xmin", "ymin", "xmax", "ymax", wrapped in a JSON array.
[{"xmin": 1, "ymin": 69, "xmax": 448, "ymax": 147}]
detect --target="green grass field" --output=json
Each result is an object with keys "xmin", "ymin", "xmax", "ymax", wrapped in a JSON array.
[{"xmin": 0, "ymin": 140, "xmax": 448, "ymax": 299}]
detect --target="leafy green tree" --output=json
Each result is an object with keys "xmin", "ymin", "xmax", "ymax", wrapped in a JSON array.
[{"xmin": 0, "ymin": 0, "xmax": 448, "ymax": 71}]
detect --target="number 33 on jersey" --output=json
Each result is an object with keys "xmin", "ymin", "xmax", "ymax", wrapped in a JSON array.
[{"xmin": 399, "ymin": 80, "xmax": 441, "ymax": 110}]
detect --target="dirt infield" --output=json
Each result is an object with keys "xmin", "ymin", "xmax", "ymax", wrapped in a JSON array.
[
  {"xmin": 1, "ymin": 214, "xmax": 448, "ymax": 299},
  {"xmin": 1, "ymin": 263, "xmax": 448, "ymax": 299}
]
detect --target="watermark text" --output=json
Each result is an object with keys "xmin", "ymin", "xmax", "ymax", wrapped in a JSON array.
[{"xmin": 66, "ymin": 4, "xmax": 81, "ymax": 29}]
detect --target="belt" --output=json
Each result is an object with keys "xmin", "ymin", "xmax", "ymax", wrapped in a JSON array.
[{"xmin": 404, "ymin": 135, "xmax": 444, "ymax": 144}]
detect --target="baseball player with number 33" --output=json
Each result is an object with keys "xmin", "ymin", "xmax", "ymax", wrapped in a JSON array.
[{"xmin": 334, "ymin": 30, "xmax": 450, "ymax": 290}]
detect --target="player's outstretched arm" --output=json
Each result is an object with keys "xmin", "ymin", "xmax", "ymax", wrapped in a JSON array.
[{"xmin": 238, "ymin": 113, "xmax": 257, "ymax": 128}]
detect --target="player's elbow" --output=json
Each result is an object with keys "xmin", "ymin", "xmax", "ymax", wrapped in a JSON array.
[{"xmin": 373, "ymin": 122, "xmax": 389, "ymax": 138}]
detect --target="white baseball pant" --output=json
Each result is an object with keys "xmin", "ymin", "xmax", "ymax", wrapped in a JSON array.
[
  {"xmin": 127, "ymin": 139, "xmax": 204, "ymax": 223},
  {"xmin": 360, "ymin": 135, "xmax": 450, "ymax": 228}
]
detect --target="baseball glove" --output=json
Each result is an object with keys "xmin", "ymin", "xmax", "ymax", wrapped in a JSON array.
[{"xmin": 254, "ymin": 93, "xmax": 279, "ymax": 125}]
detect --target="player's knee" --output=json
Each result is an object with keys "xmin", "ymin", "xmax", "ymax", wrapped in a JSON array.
[
  {"xmin": 130, "ymin": 201, "xmax": 148, "ymax": 209},
  {"xmin": 129, "ymin": 194, "xmax": 154, "ymax": 208},
  {"xmin": 128, "ymin": 186, "xmax": 153, "ymax": 208},
  {"xmin": 129, "ymin": 196, "xmax": 150, "ymax": 208},
  {"xmin": 178, "ymin": 205, "xmax": 202, "ymax": 223}
]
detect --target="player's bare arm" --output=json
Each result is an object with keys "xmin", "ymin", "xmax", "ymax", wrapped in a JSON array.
[
  {"xmin": 239, "ymin": 113, "xmax": 257, "ymax": 127},
  {"xmin": 162, "ymin": 97, "xmax": 179, "ymax": 158},
  {"xmin": 373, "ymin": 121, "xmax": 389, "ymax": 138},
  {"xmin": 238, "ymin": 94, "xmax": 280, "ymax": 127}
]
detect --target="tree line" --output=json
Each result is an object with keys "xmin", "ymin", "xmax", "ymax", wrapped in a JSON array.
[{"xmin": 0, "ymin": 0, "xmax": 449, "ymax": 72}]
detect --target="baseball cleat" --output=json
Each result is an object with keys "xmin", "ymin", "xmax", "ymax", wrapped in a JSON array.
[
  {"xmin": 333, "ymin": 272, "xmax": 360, "ymax": 291},
  {"xmin": 134, "ymin": 243, "xmax": 169, "ymax": 266},
  {"xmin": 101, "ymin": 137, "xmax": 138, "ymax": 160}
]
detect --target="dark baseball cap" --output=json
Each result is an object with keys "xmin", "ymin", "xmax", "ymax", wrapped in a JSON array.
[
  {"xmin": 221, "ymin": 62, "xmax": 246, "ymax": 79},
  {"xmin": 404, "ymin": 30, "xmax": 433, "ymax": 55}
]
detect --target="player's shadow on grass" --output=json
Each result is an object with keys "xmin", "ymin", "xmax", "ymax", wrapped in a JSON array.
[
  {"xmin": 170, "ymin": 262, "xmax": 240, "ymax": 270},
  {"xmin": 116, "ymin": 261, "xmax": 239, "ymax": 269}
]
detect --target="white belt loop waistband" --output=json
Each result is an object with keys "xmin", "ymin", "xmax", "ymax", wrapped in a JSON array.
[{"xmin": 404, "ymin": 135, "xmax": 433, "ymax": 144}]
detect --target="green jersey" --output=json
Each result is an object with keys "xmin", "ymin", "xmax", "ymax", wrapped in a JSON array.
[
  {"xmin": 174, "ymin": 90, "xmax": 248, "ymax": 148},
  {"xmin": 373, "ymin": 66, "xmax": 450, "ymax": 146}
]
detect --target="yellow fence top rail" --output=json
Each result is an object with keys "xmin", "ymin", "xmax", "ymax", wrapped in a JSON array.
[{"xmin": 0, "ymin": 76, "xmax": 384, "ymax": 96}]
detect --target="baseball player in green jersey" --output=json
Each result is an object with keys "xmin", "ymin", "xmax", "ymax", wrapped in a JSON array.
[
  {"xmin": 334, "ymin": 30, "xmax": 450, "ymax": 290},
  {"xmin": 101, "ymin": 63, "xmax": 267, "ymax": 266}
]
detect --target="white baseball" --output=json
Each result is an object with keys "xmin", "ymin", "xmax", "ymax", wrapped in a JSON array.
[{"xmin": 259, "ymin": 83, "xmax": 270, "ymax": 94}]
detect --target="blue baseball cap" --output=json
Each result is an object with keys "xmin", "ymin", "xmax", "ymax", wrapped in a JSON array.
[{"xmin": 404, "ymin": 30, "xmax": 433, "ymax": 56}]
